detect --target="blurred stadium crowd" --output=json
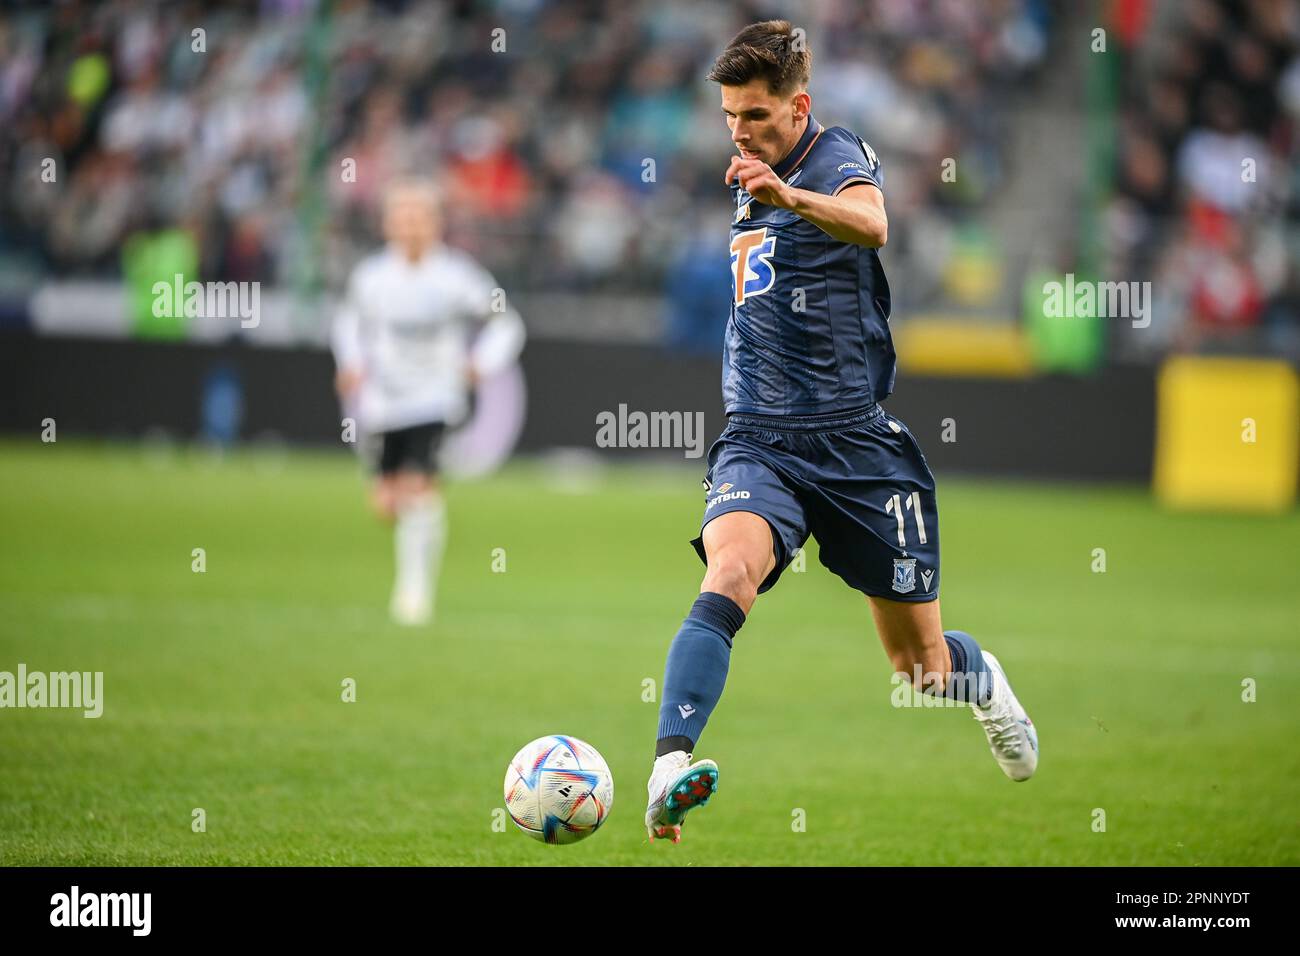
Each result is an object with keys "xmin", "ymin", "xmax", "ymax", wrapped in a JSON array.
[
  {"xmin": 0, "ymin": 0, "xmax": 1051, "ymax": 344},
  {"xmin": 1, "ymin": 0, "xmax": 1295, "ymax": 359},
  {"xmin": 1109, "ymin": 0, "xmax": 1300, "ymax": 358}
]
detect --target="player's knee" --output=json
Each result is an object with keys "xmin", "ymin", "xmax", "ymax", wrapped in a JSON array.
[
  {"xmin": 389, "ymin": 471, "xmax": 433, "ymax": 508},
  {"xmin": 702, "ymin": 551, "xmax": 763, "ymax": 608},
  {"xmin": 889, "ymin": 647, "xmax": 950, "ymax": 692},
  {"xmin": 370, "ymin": 482, "xmax": 398, "ymax": 521}
]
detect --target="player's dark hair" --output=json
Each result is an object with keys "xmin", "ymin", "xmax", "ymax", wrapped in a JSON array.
[{"xmin": 706, "ymin": 19, "xmax": 811, "ymax": 96}]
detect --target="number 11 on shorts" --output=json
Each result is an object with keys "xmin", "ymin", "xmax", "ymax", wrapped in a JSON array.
[{"xmin": 885, "ymin": 492, "xmax": 928, "ymax": 547}]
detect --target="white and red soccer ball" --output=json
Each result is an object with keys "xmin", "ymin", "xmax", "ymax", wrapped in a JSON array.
[{"xmin": 503, "ymin": 735, "xmax": 614, "ymax": 844}]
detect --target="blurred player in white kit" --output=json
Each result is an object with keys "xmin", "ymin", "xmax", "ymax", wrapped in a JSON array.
[{"xmin": 332, "ymin": 180, "xmax": 525, "ymax": 625}]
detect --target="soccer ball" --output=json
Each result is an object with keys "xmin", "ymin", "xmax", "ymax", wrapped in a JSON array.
[{"xmin": 503, "ymin": 735, "xmax": 614, "ymax": 844}]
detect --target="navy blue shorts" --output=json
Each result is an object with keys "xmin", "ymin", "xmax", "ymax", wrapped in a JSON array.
[{"xmin": 690, "ymin": 404, "xmax": 939, "ymax": 602}]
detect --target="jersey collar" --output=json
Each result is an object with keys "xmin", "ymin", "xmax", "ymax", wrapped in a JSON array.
[{"xmin": 771, "ymin": 114, "xmax": 822, "ymax": 181}]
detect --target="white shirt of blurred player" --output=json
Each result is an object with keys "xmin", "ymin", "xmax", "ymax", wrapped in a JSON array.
[{"xmin": 332, "ymin": 244, "xmax": 524, "ymax": 433}]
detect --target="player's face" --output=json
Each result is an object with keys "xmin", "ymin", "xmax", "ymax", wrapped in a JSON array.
[
  {"xmin": 383, "ymin": 191, "xmax": 440, "ymax": 256},
  {"xmin": 721, "ymin": 80, "xmax": 806, "ymax": 166}
]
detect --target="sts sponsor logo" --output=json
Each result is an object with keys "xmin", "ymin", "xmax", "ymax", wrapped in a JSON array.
[{"xmin": 730, "ymin": 227, "xmax": 776, "ymax": 305}]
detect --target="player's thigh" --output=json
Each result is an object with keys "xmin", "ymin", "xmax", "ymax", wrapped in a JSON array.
[
  {"xmin": 700, "ymin": 511, "xmax": 777, "ymax": 602},
  {"xmin": 393, "ymin": 469, "xmax": 436, "ymax": 498},
  {"xmin": 387, "ymin": 422, "xmax": 445, "ymax": 504},
  {"xmin": 868, "ymin": 594, "xmax": 948, "ymax": 682},
  {"xmin": 808, "ymin": 412, "xmax": 941, "ymax": 602},
  {"xmin": 369, "ymin": 475, "xmax": 399, "ymax": 520},
  {"xmin": 396, "ymin": 422, "xmax": 445, "ymax": 474},
  {"xmin": 691, "ymin": 437, "xmax": 809, "ymax": 606}
]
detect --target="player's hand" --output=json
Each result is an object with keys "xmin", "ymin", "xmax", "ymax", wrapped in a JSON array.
[
  {"xmin": 334, "ymin": 367, "xmax": 363, "ymax": 397},
  {"xmin": 725, "ymin": 155, "xmax": 795, "ymax": 209},
  {"xmin": 464, "ymin": 363, "xmax": 481, "ymax": 388}
]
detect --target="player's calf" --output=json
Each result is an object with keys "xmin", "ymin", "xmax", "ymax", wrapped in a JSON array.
[
  {"xmin": 645, "ymin": 590, "xmax": 746, "ymax": 843},
  {"xmin": 643, "ymin": 512, "xmax": 772, "ymax": 843},
  {"xmin": 388, "ymin": 475, "xmax": 446, "ymax": 627}
]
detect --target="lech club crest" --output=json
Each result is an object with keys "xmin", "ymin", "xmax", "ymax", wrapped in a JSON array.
[{"xmin": 892, "ymin": 557, "xmax": 917, "ymax": 594}]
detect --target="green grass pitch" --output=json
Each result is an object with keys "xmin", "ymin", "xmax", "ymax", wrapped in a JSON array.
[{"xmin": 1, "ymin": 438, "xmax": 1297, "ymax": 865}]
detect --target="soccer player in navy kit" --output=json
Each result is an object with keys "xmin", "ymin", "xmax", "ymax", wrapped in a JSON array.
[{"xmin": 645, "ymin": 21, "xmax": 1039, "ymax": 843}]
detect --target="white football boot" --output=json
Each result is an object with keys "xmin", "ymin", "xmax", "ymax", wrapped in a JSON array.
[
  {"xmin": 645, "ymin": 751, "xmax": 719, "ymax": 843},
  {"xmin": 389, "ymin": 586, "xmax": 432, "ymax": 626},
  {"xmin": 971, "ymin": 652, "xmax": 1038, "ymax": 781}
]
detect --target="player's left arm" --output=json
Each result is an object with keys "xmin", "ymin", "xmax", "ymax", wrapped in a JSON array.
[
  {"xmin": 789, "ymin": 181, "xmax": 887, "ymax": 248},
  {"xmin": 463, "ymin": 263, "xmax": 526, "ymax": 383},
  {"xmin": 726, "ymin": 157, "xmax": 888, "ymax": 248},
  {"xmin": 469, "ymin": 307, "xmax": 525, "ymax": 382}
]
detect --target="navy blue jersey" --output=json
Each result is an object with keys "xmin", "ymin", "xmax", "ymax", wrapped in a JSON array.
[{"xmin": 724, "ymin": 115, "xmax": 894, "ymax": 416}]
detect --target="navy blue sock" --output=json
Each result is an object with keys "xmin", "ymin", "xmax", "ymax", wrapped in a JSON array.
[
  {"xmin": 655, "ymin": 592, "xmax": 745, "ymax": 756},
  {"xmin": 943, "ymin": 630, "xmax": 993, "ymax": 706}
]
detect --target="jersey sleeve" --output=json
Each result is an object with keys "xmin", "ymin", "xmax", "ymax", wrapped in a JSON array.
[
  {"xmin": 817, "ymin": 127, "xmax": 884, "ymax": 197},
  {"xmin": 457, "ymin": 256, "xmax": 526, "ymax": 376}
]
